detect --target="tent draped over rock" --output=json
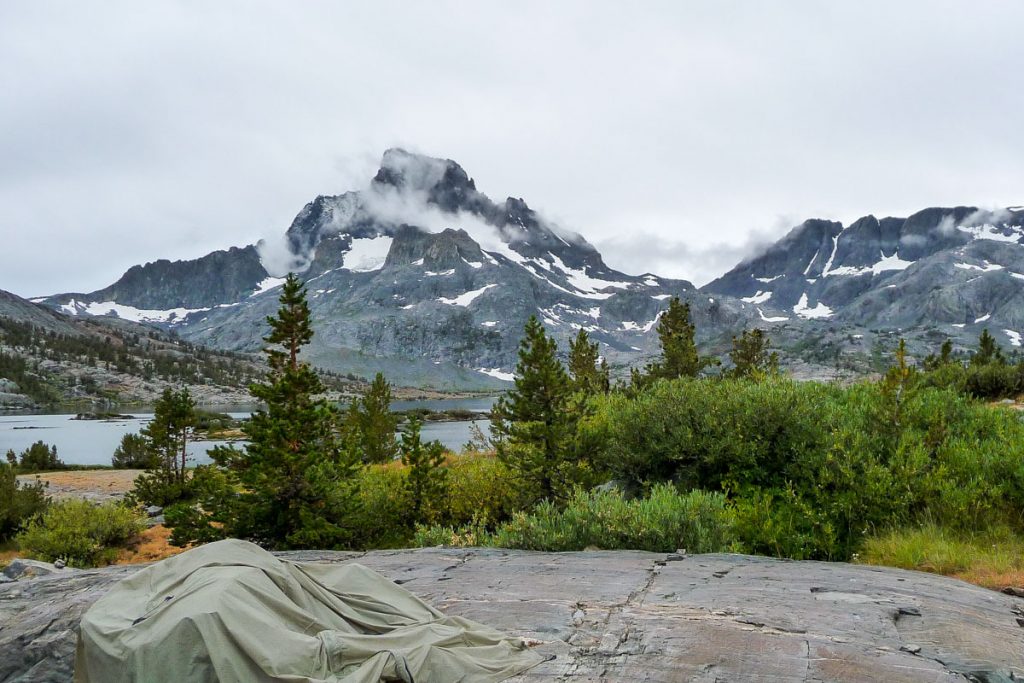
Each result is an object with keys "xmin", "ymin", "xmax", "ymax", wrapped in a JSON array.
[{"xmin": 75, "ymin": 539, "xmax": 544, "ymax": 682}]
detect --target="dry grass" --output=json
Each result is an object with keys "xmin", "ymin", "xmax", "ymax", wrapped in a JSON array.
[
  {"xmin": 0, "ymin": 548, "xmax": 19, "ymax": 568},
  {"xmin": 858, "ymin": 524, "xmax": 1024, "ymax": 592},
  {"xmin": 115, "ymin": 525, "xmax": 189, "ymax": 565}
]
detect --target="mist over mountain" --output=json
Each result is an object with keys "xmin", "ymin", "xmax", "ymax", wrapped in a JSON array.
[
  {"xmin": 40, "ymin": 150, "xmax": 747, "ymax": 389},
  {"xmin": 33, "ymin": 149, "xmax": 1024, "ymax": 388}
]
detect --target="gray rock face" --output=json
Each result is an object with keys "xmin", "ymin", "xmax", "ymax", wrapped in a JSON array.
[
  {"xmin": 2, "ymin": 549, "xmax": 1022, "ymax": 682},
  {"xmin": 41, "ymin": 149, "xmax": 754, "ymax": 389}
]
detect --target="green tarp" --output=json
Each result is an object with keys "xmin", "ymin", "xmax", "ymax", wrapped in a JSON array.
[{"xmin": 75, "ymin": 539, "xmax": 544, "ymax": 682}]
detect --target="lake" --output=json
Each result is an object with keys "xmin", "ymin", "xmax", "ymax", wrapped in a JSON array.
[{"xmin": 0, "ymin": 398, "xmax": 496, "ymax": 467}]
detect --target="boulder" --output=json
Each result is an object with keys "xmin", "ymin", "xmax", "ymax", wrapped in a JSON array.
[
  {"xmin": 1, "ymin": 549, "xmax": 1023, "ymax": 682},
  {"xmin": 2, "ymin": 558, "xmax": 76, "ymax": 582}
]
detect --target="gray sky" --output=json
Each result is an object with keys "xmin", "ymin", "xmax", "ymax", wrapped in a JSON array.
[{"xmin": 2, "ymin": 1, "xmax": 1023, "ymax": 297}]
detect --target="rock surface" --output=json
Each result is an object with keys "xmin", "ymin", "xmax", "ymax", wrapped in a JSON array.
[{"xmin": 2, "ymin": 548, "xmax": 1023, "ymax": 682}]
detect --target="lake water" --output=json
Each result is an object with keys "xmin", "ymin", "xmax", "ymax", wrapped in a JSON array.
[{"xmin": 0, "ymin": 398, "xmax": 495, "ymax": 466}]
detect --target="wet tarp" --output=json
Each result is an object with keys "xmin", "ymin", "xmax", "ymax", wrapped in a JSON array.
[{"xmin": 75, "ymin": 539, "xmax": 544, "ymax": 682}]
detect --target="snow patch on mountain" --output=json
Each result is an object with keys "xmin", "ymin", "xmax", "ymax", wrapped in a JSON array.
[
  {"xmin": 741, "ymin": 291, "xmax": 772, "ymax": 304},
  {"xmin": 437, "ymin": 284, "xmax": 497, "ymax": 307},
  {"xmin": 252, "ymin": 277, "xmax": 287, "ymax": 297},
  {"xmin": 344, "ymin": 236, "xmax": 393, "ymax": 272},
  {"xmin": 954, "ymin": 261, "xmax": 1004, "ymax": 273},
  {"xmin": 956, "ymin": 223, "xmax": 1024, "ymax": 243},
  {"xmin": 825, "ymin": 251, "xmax": 914, "ymax": 277},
  {"xmin": 757, "ymin": 307, "xmax": 789, "ymax": 323},
  {"xmin": 60, "ymin": 299, "xmax": 220, "ymax": 324},
  {"xmin": 478, "ymin": 368, "xmax": 514, "ymax": 382},
  {"xmin": 793, "ymin": 293, "xmax": 833, "ymax": 319}
]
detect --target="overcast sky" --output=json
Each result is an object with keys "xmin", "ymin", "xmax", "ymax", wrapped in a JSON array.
[{"xmin": 2, "ymin": 2, "xmax": 1023, "ymax": 297}]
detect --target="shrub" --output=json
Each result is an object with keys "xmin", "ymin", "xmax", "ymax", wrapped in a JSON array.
[
  {"xmin": 583, "ymin": 376, "xmax": 1024, "ymax": 560},
  {"xmin": 111, "ymin": 433, "xmax": 159, "ymax": 469},
  {"xmin": 493, "ymin": 484, "xmax": 733, "ymax": 553},
  {"xmin": 8, "ymin": 441, "xmax": 64, "ymax": 472},
  {"xmin": 0, "ymin": 463, "xmax": 48, "ymax": 541},
  {"xmin": 444, "ymin": 453, "xmax": 521, "ymax": 527},
  {"xmin": 415, "ymin": 484, "xmax": 734, "ymax": 553},
  {"xmin": 16, "ymin": 500, "xmax": 144, "ymax": 567},
  {"xmin": 413, "ymin": 516, "xmax": 494, "ymax": 548},
  {"xmin": 353, "ymin": 465, "xmax": 412, "ymax": 548}
]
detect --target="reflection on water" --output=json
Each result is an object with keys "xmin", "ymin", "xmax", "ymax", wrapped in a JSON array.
[{"xmin": 0, "ymin": 398, "xmax": 496, "ymax": 466}]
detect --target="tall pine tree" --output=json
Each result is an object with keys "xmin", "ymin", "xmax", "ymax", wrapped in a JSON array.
[
  {"xmin": 346, "ymin": 372, "xmax": 399, "ymax": 464},
  {"xmin": 491, "ymin": 316, "xmax": 589, "ymax": 503},
  {"xmin": 206, "ymin": 274, "xmax": 360, "ymax": 549},
  {"xmin": 568, "ymin": 328, "xmax": 610, "ymax": 395},
  {"xmin": 633, "ymin": 297, "xmax": 714, "ymax": 390},
  {"xmin": 400, "ymin": 418, "xmax": 448, "ymax": 525},
  {"xmin": 973, "ymin": 329, "xmax": 1004, "ymax": 366},
  {"xmin": 727, "ymin": 328, "xmax": 779, "ymax": 379}
]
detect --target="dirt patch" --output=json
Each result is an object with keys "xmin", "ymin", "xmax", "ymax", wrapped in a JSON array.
[{"xmin": 16, "ymin": 469, "xmax": 143, "ymax": 502}]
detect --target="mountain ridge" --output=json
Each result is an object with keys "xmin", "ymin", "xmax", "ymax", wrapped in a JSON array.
[{"xmin": 32, "ymin": 149, "xmax": 1024, "ymax": 387}]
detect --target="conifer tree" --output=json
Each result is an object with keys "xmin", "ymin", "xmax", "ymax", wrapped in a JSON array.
[
  {"xmin": 141, "ymin": 388, "xmax": 195, "ymax": 485},
  {"xmin": 204, "ymin": 274, "xmax": 360, "ymax": 549},
  {"xmin": 568, "ymin": 328, "xmax": 610, "ymax": 395},
  {"xmin": 642, "ymin": 297, "xmax": 714, "ymax": 383},
  {"xmin": 923, "ymin": 338, "xmax": 955, "ymax": 371},
  {"xmin": 727, "ymin": 328, "xmax": 779, "ymax": 379},
  {"xmin": 128, "ymin": 388, "xmax": 196, "ymax": 506},
  {"xmin": 973, "ymin": 329, "xmax": 1004, "ymax": 365},
  {"xmin": 347, "ymin": 372, "xmax": 399, "ymax": 464},
  {"xmin": 112, "ymin": 433, "xmax": 158, "ymax": 469},
  {"xmin": 491, "ymin": 316, "xmax": 584, "ymax": 503},
  {"xmin": 400, "ymin": 418, "xmax": 448, "ymax": 525}
]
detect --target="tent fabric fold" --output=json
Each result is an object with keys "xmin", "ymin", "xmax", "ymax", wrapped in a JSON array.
[{"xmin": 75, "ymin": 539, "xmax": 544, "ymax": 682}]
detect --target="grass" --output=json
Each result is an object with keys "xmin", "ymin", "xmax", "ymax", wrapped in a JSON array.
[
  {"xmin": 857, "ymin": 524, "xmax": 1024, "ymax": 591},
  {"xmin": 115, "ymin": 524, "xmax": 189, "ymax": 565}
]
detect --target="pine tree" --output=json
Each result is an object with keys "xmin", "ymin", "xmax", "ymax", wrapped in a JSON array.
[
  {"xmin": 878, "ymin": 338, "xmax": 917, "ymax": 435},
  {"xmin": 973, "ymin": 329, "xmax": 1004, "ymax": 366},
  {"xmin": 728, "ymin": 328, "xmax": 779, "ymax": 379},
  {"xmin": 491, "ymin": 316, "xmax": 585, "ymax": 503},
  {"xmin": 111, "ymin": 433, "xmax": 158, "ymax": 469},
  {"xmin": 641, "ymin": 297, "xmax": 714, "ymax": 385},
  {"xmin": 923, "ymin": 338, "xmax": 955, "ymax": 371},
  {"xmin": 400, "ymin": 418, "xmax": 448, "ymax": 525},
  {"xmin": 203, "ymin": 274, "xmax": 361, "ymax": 549},
  {"xmin": 568, "ymin": 329, "xmax": 610, "ymax": 395},
  {"xmin": 141, "ymin": 388, "xmax": 195, "ymax": 485},
  {"xmin": 347, "ymin": 372, "xmax": 399, "ymax": 464}
]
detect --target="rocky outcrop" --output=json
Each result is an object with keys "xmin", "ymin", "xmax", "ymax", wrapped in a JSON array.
[{"xmin": 2, "ymin": 548, "xmax": 1022, "ymax": 681}]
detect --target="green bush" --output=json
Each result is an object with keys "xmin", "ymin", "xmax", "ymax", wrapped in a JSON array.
[
  {"xmin": 581, "ymin": 376, "xmax": 1024, "ymax": 560},
  {"xmin": 444, "ymin": 453, "xmax": 521, "ymax": 527},
  {"xmin": 493, "ymin": 485, "xmax": 732, "ymax": 552},
  {"xmin": 6, "ymin": 441, "xmax": 64, "ymax": 472},
  {"xmin": 415, "ymin": 484, "xmax": 733, "ymax": 553},
  {"xmin": 0, "ymin": 463, "xmax": 48, "ymax": 541},
  {"xmin": 16, "ymin": 500, "xmax": 144, "ymax": 567},
  {"xmin": 111, "ymin": 433, "xmax": 159, "ymax": 469},
  {"xmin": 353, "ymin": 465, "xmax": 412, "ymax": 548}
]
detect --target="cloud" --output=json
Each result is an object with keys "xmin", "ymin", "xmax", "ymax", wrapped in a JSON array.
[
  {"xmin": 256, "ymin": 235, "xmax": 310, "ymax": 278},
  {"xmin": 962, "ymin": 207, "xmax": 1013, "ymax": 228},
  {"xmin": 596, "ymin": 222, "xmax": 790, "ymax": 287},
  {"xmin": 2, "ymin": 3, "xmax": 1024, "ymax": 297}
]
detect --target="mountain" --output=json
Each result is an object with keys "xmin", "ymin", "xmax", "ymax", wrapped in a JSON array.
[
  {"xmin": 38, "ymin": 149, "xmax": 1022, "ymax": 385},
  {"xmin": 0, "ymin": 288, "xmax": 268, "ymax": 408},
  {"xmin": 41, "ymin": 149, "xmax": 757, "ymax": 389},
  {"xmin": 702, "ymin": 205, "xmax": 1024, "ymax": 367}
]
